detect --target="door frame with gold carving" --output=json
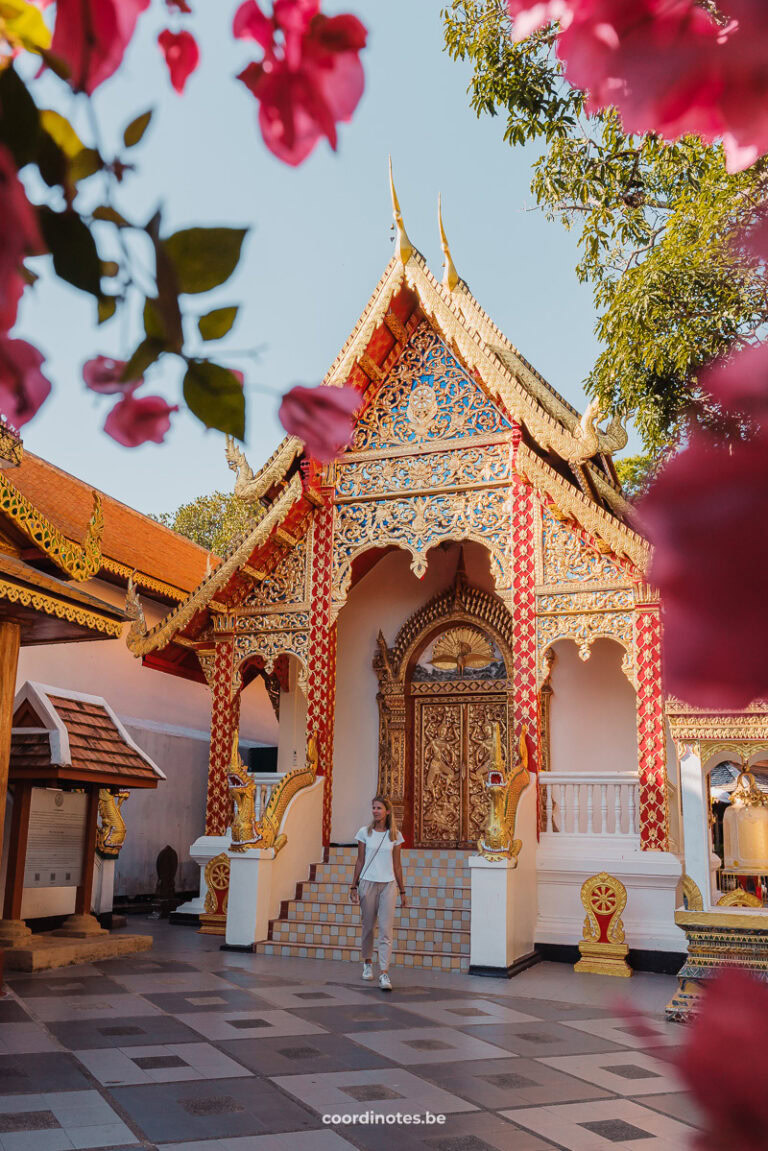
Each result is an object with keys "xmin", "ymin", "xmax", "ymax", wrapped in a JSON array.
[{"xmin": 373, "ymin": 577, "xmax": 515, "ymax": 847}]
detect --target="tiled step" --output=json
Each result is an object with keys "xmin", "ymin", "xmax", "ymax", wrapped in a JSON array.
[
  {"xmin": 286, "ymin": 902, "xmax": 471, "ymax": 930},
  {"xmin": 269, "ymin": 921, "xmax": 470, "ymax": 955},
  {"xmin": 256, "ymin": 940, "xmax": 469, "ymax": 972},
  {"xmin": 259, "ymin": 847, "xmax": 474, "ymax": 973}
]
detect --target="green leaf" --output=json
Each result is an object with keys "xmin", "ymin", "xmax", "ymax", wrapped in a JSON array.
[
  {"xmin": 163, "ymin": 227, "xmax": 247, "ymax": 295},
  {"xmin": 0, "ymin": 0, "xmax": 51, "ymax": 53},
  {"xmin": 143, "ymin": 298, "xmax": 165, "ymax": 341},
  {"xmin": 120, "ymin": 337, "xmax": 166, "ymax": 382},
  {"xmin": 97, "ymin": 295, "xmax": 118, "ymax": 325},
  {"xmin": 146, "ymin": 213, "xmax": 183, "ymax": 352},
  {"xmin": 39, "ymin": 109, "xmax": 83, "ymax": 158},
  {"xmin": 183, "ymin": 360, "xmax": 246, "ymax": 439},
  {"xmin": 198, "ymin": 306, "xmax": 239, "ymax": 342},
  {"xmin": 123, "ymin": 110, "xmax": 153, "ymax": 149},
  {"xmin": 38, "ymin": 206, "xmax": 101, "ymax": 297},
  {"xmin": 39, "ymin": 110, "xmax": 102, "ymax": 185},
  {"xmin": 0, "ymin": 65, "xmax": 39, "ymax": 167}
]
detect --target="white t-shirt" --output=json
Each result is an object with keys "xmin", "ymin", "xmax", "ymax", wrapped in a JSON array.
[{"xmin": 355, "ymin": 826, "xmax": 404, "ymax": 884}]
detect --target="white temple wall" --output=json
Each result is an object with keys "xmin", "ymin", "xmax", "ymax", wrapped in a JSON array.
[
  {"xmin": 332, "ymin": 542, "xmax": 495, "ymax": 843},
  {"xmin": 277, "ymin": 660, "xmax": 308, "ymax": 774},
  {"xmin": 549, "ymin": 638, "xmax": 638, "ymax": 774}
]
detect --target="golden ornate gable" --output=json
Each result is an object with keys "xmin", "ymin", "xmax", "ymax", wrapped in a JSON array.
[{"xmin": 348, "ymin": 323, "xmax": 512, "ymax": 456}]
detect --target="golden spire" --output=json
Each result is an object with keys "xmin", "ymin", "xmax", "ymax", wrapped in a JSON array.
[
  {"xmin": 388, "ymin": 156, "xmax": 413, "ymax": 266},
  {"xmin": 438, "ymin": 193, "xmax": 459, "ymax": 291}
]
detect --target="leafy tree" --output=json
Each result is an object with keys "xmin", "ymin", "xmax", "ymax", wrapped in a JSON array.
[
  {"xmin": 154, "ymin": 491, "xmax": 254, "ymax": 555},
  {"xmin": 613, "ymin": 453, "xmax": 657, "ymax": 501},
  {"xmin": 443, "ymin": 0, "xmax": 768, "ymax": 452}
]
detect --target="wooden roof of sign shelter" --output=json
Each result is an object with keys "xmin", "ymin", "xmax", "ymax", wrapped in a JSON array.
[
  {"xmin": 0, "ymin": 551, "xmax": 126, "ymax": 644},
  {"xmin": 126, "ymin": 182, "xmax": 650, "ymax": 676},
  {"xmin": 0, "ymin": 442, "xmax": 212, "ymax": 604},
  {"xmin": 10, "ymin": 682, "xmax": 165, "ymax": 788}
]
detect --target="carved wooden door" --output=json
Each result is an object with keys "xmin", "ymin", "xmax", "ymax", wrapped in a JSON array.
[{"xmin": 414, "ymin": 694, "xmax": 508, "ymax": 848}]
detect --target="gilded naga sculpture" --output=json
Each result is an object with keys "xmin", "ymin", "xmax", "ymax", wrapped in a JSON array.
[
  {"xmin": 228, "ymin": 730, "xmax": 320, "ymax": 854},
  {"xmin": 96, "ymin": 789, "xmax": 130, "ymax": 857},
  {"xmin": 228, "ymin": 736, "xmax": 260, "ymax": 851},
  {"xmin": 477, "ymin": 724, "xmax": 531, "ymax": 862}
]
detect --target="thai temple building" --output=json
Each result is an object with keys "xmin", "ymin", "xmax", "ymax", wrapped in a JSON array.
[{"xmin": 123, "ymin": 187, "xmax": 768, "ymax": 1012}]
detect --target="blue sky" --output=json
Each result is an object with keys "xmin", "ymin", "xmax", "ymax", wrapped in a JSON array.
[{"xmin": 17, "ymin": 0, "xmax": 602, "ymax": 516}]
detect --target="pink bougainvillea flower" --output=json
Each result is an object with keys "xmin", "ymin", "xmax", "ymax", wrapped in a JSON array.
[
  {"xmin": 234, "ymin": 0, "xmax": 367, "ymax": 165},
  {"xmin": 672, "ymin": 970, "xmax": 768, "ymax": 1150},
  {"xmin": 82, "ymin": 355, "xmax": 139, "ymax": 395},
  {"xmin": 165, "ymin": 0, "xmax": 192, "ymax": 11},
  {"xmin": 506, "ymin": 0, "xmax": 573, "ymax": 41},
  {"xmin": 104, "ymin": 393, "xmax": 178, "ymax": 447},
  {"xmin": 52, "ymin": 0, "xmax": 150, "ymax": 94},
  {"xmin": 0, "ymin": 336, "xmax": 52, "ymax": 427},
  {"xmin": 278, "ymin": 383, "xmax": 359, "ymax": 461},
  {"xmin": 0, "ymin": 145, "xmax": 43, "ymax": 333},
  {"xmin": 158, "ymin": 28, "xmax": 199, "ymax": 94},
  {"xmin": 636, "ymin": 342, "xmax": 768, "ymax": 708}
]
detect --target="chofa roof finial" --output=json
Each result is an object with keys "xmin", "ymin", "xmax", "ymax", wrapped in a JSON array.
[
  {"xmin": 438, "ymin": 193, "xmax": 459, "ymax": 291},
  {"xmin": 388, "ymin": 155, "xmax": 414, "ymax": 266}
]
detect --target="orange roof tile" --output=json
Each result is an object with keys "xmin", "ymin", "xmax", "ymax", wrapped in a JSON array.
[{"xmin": 10, "ymin": 452, "xmax": 212, "ymax": 596}]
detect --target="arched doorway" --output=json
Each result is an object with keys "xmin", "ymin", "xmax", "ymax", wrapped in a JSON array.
[
  {"xmin": 408, "ymin": 624, "xmax": 509, "ymax": 847},
  {"xmin": 374, "ymin": 569, "xmax": 515, "ymax": 848}
]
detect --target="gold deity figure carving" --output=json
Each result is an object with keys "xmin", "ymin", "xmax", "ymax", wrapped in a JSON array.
[
  {"xmin": 228, "ymin": 735, "xmax": 259, "ymax": 851},
  {"xmin": 476, "ymin": 724, "xmax": 530, "ymax": 862},
  {"xmin": 95, "ymin": 789, "xmax": 130, "ymax": 857}
]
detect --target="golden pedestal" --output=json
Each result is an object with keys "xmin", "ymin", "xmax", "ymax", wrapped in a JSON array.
[{"xmin": 574, "ymin": 872, "xmax": 633, "ymax": 978}]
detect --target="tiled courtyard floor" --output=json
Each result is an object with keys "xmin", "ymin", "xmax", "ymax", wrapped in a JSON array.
[{"xmin": 0, "ymin": 921, "xmax": 700, "ymax": 1151}]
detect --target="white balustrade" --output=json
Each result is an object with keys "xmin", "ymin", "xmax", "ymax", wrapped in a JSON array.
[
  {"xmin": 539, "ymin": 773, "xmax": 639, "ymax": 836},
  {"xmin": 249, "ymin": 772, "xmax": 286, "ymax": 822}
]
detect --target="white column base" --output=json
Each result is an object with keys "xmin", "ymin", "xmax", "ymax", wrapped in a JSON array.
[
  {"xmin": 225, "ymin": 849, "xmax": 276, "ymax": 947},
  {"xmin": 468, "ymin": 855, "xmax": 537, "ymax": 972},
  {"xmin": 174, "ymin": 833, "xmax": 231, "ymax": 916},
  {"xmin": 536, "ymin": 836, "xmax": 686, "ymax": 953},
  {"xmin": 92, "ymin": 856, "xmax": 116, "ymax": 916}
]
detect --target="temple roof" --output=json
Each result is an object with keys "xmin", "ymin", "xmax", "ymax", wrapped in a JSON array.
[
  {"xmin": 10, "ymin": 682, "xmax": 165, "ymax": 787},
  {"xmin": 126, "ymin": 221, "xmax": 648, "ymax": 667},
  {"xmin": 0, "ymin": 551, "xmax": 126, "ymax": 643},
  {"xmin": 3, "ymin": 451, "xmax": 212, "ymax": 601}
]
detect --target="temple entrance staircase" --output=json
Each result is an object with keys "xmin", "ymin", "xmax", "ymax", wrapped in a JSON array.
[{"xmin": 255, "ymin": 846, "xmax": 471, "ymax": 971}]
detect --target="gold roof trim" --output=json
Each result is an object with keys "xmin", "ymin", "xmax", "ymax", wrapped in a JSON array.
[
  {"xmin": 225, "ymin": 435, "xmax": 302, "ymax": 504},
  {"xmin": 125, "ymin": 473, "xmax": 303, "ymax": 656},
  {"xmin": 0, "ymin": 474, "xmax": 103, "ymax": 581},
  {"xmin": 389, "ymin": 157, "xmax": 414, "ymax": 267},
  {"xmin": 515, "ymin": 442, "xmax": 649, "ymax": 571},
  {"xmin": 437, "ymin": 194, "xmax": 459, "ymax": 292},
  {"xmin": 0, "ymin": 577, "xmax": 123, "ymax": 637},
  {"xmin": 0, "ymin": 422, "xmax": 23, "ymax": 467},
  {"xmin": 99, "ymin": 557, "xmax": 191, "ymax": 602},
  {"xmin": 407, "ymin": 256, "xmax": 627, "ymax": 464}
]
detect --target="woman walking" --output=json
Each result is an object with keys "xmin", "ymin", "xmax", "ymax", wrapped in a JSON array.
[{"xmin": 349, "ymin": 795, "xmax": 407, "ymax": 991}]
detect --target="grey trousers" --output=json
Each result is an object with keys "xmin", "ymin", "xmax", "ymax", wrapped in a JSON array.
[{"xmin": 358, "ymin": 879, "xmax": 398, "ymax": 970}]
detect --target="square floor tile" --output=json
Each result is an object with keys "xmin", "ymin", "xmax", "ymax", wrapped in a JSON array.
[
  {"xmin": 112, "ymin": 971, "xmax": 234, "ymax": 994},
  {"xmin": 539, "ymin": 1052, "xmax": 680, "ymax": 1097},
  {"xmin": 0, "ymin": 1005, "xmax": 31, "ymax": 1026},
  {"xmin": 95, "ymin": 959, "xmax": 197, "ymax": 975},
  {"xmin": 27, "ymin": 995, "xmax": 162, "ymax": 1023},
  {"xmin": 0, "ymin": 1090, "xmax": 137, "ymax": 1150},
  {"xmin": 46, "ymin": 1014, "xmax": 201, "ymax": 1051},
  {"xmin": 271, "ymin": 1067, "xmax": 477, "ymax": 1118},
  {"xmin": 144, "ymin": 988, "xmax": 273, "ymax": 1014},
  {"xmin": 458, "ymin": 1022, "xmax": 626, "ymax": 1058},
  {"xmin": 398, "ymin": 1000, "xmax": 538, "ymax": 1028},
  {"xmin": 636, "ymin": 1093, "xmax": 702, "ymax": 1129},
  {"xmin": 0, "ymin": 1024, "xmax": 61, "ymax": 1055},
  {"xmin": 0, "ymin": 1054, "xmax": 91, "ymax": 1095},
  {"xmin": 418, "ymin": 1056, "xmax": 615, "ymax": 1109},
  {"xmin": 75, "ymin": 1042, "xmax": 252, "ymax": 1086},
  {"xmin": 111, "ymin": 1076, "xmax": 319, "ymax": 1142},
  {"xmin": 155, "ymin": 1131, "xmax": 359, "ymax": 1150},
  {"xmin": 218, "ymin": 970, "xmax": 297, "ymax": 990},
  {"xmin": 250, "ymin": 984, "xmax": 373, "ymax": 1009},
  {"xmin": 560, "ymin": 1018, "xmax": 684, "ymax": 1050},
  {"xmin": 218, "ymin": 1033, "xmax": 396, "ymax": 1075},
  {"xmin": 502, "ymin": 1099, "xmax": 695, "ymax": 1148},
  {"xmin": 289, "ymin": 1003, "xmax": 437, "ymax": 1034},
  {"xmin": 325, "ymin": 1110, "xmax": 555, "ymax": 1151},
  {"xmin": 346, "ymin": 1027, "xmax": 513, "ymax": 1066},
  {"xmin": 482, "ymin": 997, "xmax": 615, "ymax": 1023},
  {"xmin": 8, "ymin": 977, "xmax": 125, "ymax": 1000},
  {"xmin": 176, "ymin": 1009, "xmax": 327, "ymax": 1041}
]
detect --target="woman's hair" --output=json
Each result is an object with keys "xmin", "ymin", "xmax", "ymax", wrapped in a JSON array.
[{"xmin": 368, "ymin": 794, "xmax": 399, "ymax": 842}]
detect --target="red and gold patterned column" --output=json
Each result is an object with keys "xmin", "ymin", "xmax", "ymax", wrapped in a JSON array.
[
  {"xmin": 634, "ymin": 600, "xmax": 669, "ymax": 850},
  {"xmin": 509, "ymin": 453, "xmax": 539, "ymax": 770},
  {"xmin": 205, "ymin": 639, "xmax": 241, "ymax": 836},
  {"xmin": 306, "ymin": 497, "xmax": 337, "ymax": 845}
]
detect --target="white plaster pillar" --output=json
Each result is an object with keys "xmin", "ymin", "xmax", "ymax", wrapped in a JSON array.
[
  {"xmin": 174, "ymin": 832, "xmax": 231, "ymax": 917},
  {"xmin": 679, "ymin": 743, "xmax": 713, "ymax": 909},
  {"xmin": 225, "ymin": 849, "xmax": 276, "ymax": 948},
  {"xmin": 468, "ymin": 856, "xmax": 536, "ymax": 973},
  {"xmin": 92, "ymin": 855, "xmax": 116, "ymax": 915}
]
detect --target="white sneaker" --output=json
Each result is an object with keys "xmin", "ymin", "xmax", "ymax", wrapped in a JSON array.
[
  {"xmin": 362, "ymin": 962, "xmax": 374, "ymax": 981},
  {"xmin": 379, "ymin": 972, "xmax": 392, "ymax": 992}
]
